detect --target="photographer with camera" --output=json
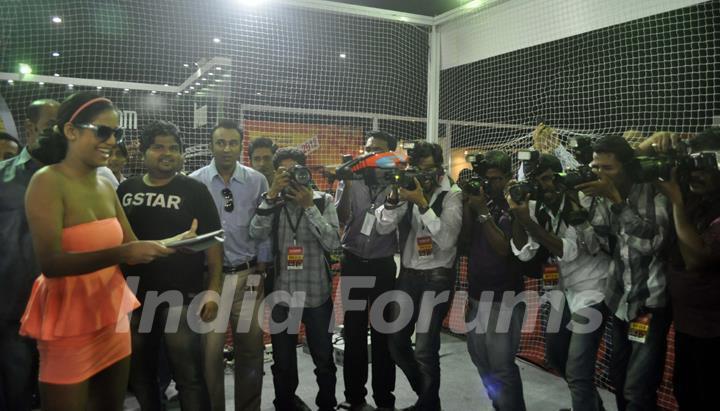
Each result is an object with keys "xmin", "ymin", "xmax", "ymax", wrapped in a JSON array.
[
  {"xmin": 575, "ymin": 135, "xmax": 671, "ymax": 411},
  {"xmin": 249, "ymin": 147, "xmax": 340, "ymax": 411},
  {"xmin": 459, "ymin": 150, "xmax": 529, "ymax": 411},
  {"xmin": 334, "ymin": 131, "xmax": 399, "ymax": 411},
  {"xmin": 374, "ymin": 141, "xmax": 462, "ymax": 411},
  {"xmin": 648, "ymin": 127, "xmax": 720, "ymax": 410},
  {"xmin": 507, "ymin": 153, "xmax": 611, "ymax": 411}
]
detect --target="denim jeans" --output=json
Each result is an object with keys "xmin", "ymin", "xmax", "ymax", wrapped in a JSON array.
[
  {"xmin": 0, "ymin": 321, "xmax": 36, "ymax": 411},
  {"xmin": 340, "ymin": 252, "xmax": 397, "ymax": 408},
  {"xmin": 673, "ymin": 331, "xmax": 720, "ymax": 411},
  {"xmin": 609, "ymin": 307, "xmax": 671, "ymax": 411},
  {"xmin": 387, "ymin": 267, "xmax": 455, "ymax": 411},
  {"xmin": 202, "ymin": 269, "xmax": 265, "ymax": 411},
  {"xmin": 270, "ymin": 298, "xmax": 337, "ymax": 411},
  {"xmin": 545, "ymin": 301, "xmax": 607, "ymax": 411},
  {"xmin": 466, "ymin": 298, "xmax": 527, "ymax": 411},
  {"xmin": 130, "ymin": 304, "xmax": 209, "ymax": 411}
]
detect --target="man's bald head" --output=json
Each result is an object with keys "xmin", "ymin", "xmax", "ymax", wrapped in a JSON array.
[{"xmin": 25, "ymin": 99, "xmax": 59, "ymax": 147}]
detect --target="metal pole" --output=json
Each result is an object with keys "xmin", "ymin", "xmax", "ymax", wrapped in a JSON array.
[{"xmin": 426, "ymin": 25, "xmax": 441, "ymax": 143}]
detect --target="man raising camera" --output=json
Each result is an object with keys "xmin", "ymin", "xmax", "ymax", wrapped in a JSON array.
[
  {"xmin": 374, "ymin": 141, "xmax": 463, "ymax": 411},
  {"xmin": 576, "ymin": 135, "xmax": 671, "ymax": 411},
  {"xmin": 459, "ymin": 150, "xmax": 528, "ymax": 410},
  {"xmin": 641, "ymin": 128, "xmax": 720, "ymax": 410},
  {"xmin": 335, "ymin": 130, "xmax": 399, "ymax": 411},
  {"xmin": 249, "ymin": 147, "xmax": 340, "ymax": 411},
  {"xmin": 508, "ymin": 153, "xmax": 611, "ymax": 411}
]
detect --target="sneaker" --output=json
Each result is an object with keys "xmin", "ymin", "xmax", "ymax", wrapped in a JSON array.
[{"xmin": 292, "ymin": 396, "xmax": 312, "ymax": 411}]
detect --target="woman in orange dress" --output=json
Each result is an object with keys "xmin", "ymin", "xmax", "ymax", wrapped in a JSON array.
[{"xmin": 21, "ymin": 92, "xmax": 194, "ymax": 411}]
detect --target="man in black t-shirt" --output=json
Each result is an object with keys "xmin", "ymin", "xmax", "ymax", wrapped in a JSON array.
[{"xmin": 118, "ymin": 120, "xmax": 221, "ymax": 411}]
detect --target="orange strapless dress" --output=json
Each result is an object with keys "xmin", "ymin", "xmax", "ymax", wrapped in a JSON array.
[{"xmin": 19, "ymin": 217, "xmax": 140, "ymax": 384}]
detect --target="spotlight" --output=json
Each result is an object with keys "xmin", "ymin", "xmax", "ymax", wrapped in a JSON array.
[{"xmin": 19, "ymin": 63, "xmax": 32, "ymax": 75}]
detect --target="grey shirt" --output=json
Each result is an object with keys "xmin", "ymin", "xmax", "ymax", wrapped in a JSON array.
[
  {"xmin": 0, "ymin": 148, "xmax": 42, "ymax": 322},
  {"xmin": 335, "ymin": 180, "xmax": 397, "ymax": 259},
  {"xmin": 249, "ymin": 192, "xmax": 340, "ymax": 307}
]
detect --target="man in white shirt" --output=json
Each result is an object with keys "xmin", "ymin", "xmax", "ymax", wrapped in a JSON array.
[
  {"xmin": 509, "ymin": 153, "xmax": 610, "ymax": 411},
  {"xmin": 374, "ymin": 141, "xmax": 463, "ymax": 411}
]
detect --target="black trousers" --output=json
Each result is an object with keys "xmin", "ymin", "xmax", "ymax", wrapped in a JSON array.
[
  {"xmin": 673, "ymin": 331, "xmax": 720, "ymax": 411},
  {"xmin": 340, "ymin": 251, "xmax": 397, "ymax": 408}
]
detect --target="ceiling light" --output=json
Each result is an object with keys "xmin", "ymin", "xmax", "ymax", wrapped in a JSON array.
[
  {"xmin": 339, "ymin": 53, "xmax": 347, "ymax": 59},
  {"xmin": 151, "ymin": 90, "xmax": 157, "ymax": 94},
  {"xmin": 215, "ymin": 66, "xmax": 222, "ymax": 71},
  {"xmin": 222, "ymin": 74, "xmax": 231, "ymax": 78},
  {"xmin": 177, "ymin": 92, "xmax": 182, "ymax": 96},
  {"xmin": 184, "ymin": 90, "xmax": 189, "ymax": 94},
  {"xmin": 38, "ymin": 82, "xmax": 45, "ymax": 85},
  {"xmin": 19, "ymin": 63, "xmax": 32, "ymax": 75},
  {"xmin": 52, "ymin": 16, "xmax": 62, "ymax": 23},
  {"xmin": 213, "ymin": 38, "xmax": 221, "ymax": 43},
  {"xmin": 96, "ymin": 86, "xmax": 102, "ymax": 90},
  {"xmin": 51, "ymin": 51, "xmax": 61, "ymax": 57},
  {"xmin": 164, "ymin": 83, "xmax": 169, "ymax": 87},
  {"xmin": 190, "ymin": 86, "xmax": 195, "ymax": 90},
  {"xmin": 123, "ymin": 88, "xmax": 130, "ymax": 92},
  {"xmin": 68, "ymin": 84, "xmax": 74, "ymax": 89},
  {"xmin": 256, "ymin": 92, "xmax": 262, "ymax": 96},
  {"xmin": 208, "ymin": 72, "xmax": 214, "ymax": 76},
  {"xmin": 7, "ymin": 80, "xmax": 14, "ymax": 85},
  {"xmin": 201, "ymin": 77, "xmax": 206, "ymax": 81},
  {"xmin": 53, "ymin": 73, "xmax": 60, "ymax": 77},
  {"xmin": 183, "ymin": 63, "xmax": 189, "ymax": 68},
  {"xmin": 195, "ymin": 82, "xmax": 201, "ymax": 85}
]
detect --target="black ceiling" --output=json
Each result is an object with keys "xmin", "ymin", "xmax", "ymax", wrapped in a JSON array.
[{"xmin": 330, "ymin": 0, "xmax": 469, "ymax": 17}]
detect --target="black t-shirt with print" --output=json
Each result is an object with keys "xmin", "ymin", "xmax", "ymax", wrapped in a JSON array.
[{"xmin": 118, "ymin": 174, "xmax": 221, "ymax": 304}]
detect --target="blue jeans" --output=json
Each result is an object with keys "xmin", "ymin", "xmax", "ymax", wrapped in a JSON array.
[
  {"xmin": 545, "ymin": 301, "xmax": 607, "ymax": 411},
  {"xmin": 130, "ymin": 305, "xmax": 209, "ymax": 411},
  {"xmin": 609, "ymin": 307, "xmax": 671, "ymax": 411},
  {"xmin": 0, "ymin": 321, "xmax": 36, "ymax": 411},
  {"xmin": 270, "ymin": 298, "xmax": 337, "ymax": 411},
  {"xmin": 340, "ymin": 252, "xmax": 397, "ymax": 408},
  {"xmin": 387, "ymin": 267, "xmax": 455, "ymax": 411},
  {"xmin": 466, "ymin": 298, "xmax": 527, "ymax": 411}
]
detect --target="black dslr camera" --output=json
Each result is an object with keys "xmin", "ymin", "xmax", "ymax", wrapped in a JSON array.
[
  {"xmin": 286, "ymin": 165, "xmax": 313, "ymax": 186},
  {"xmin": 569, "ymin": 136, "xmax": 594, "ymax": 165},
  {"xmin": 458, "ymin": 153, "xmax": 492, "ymax": 196},
  {"xmin": 555, "ymin": 164, "xmax": 598, "ymax": 188},
  {"xmin": 509, "ymin": 150, "xmax": 541, "ymax": 203},
  {"xmin": 635, "ymin": 141, "xmax": 720, "ymax": 183}
]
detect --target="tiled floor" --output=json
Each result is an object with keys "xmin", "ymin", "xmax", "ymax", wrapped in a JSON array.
[{"xmin": 123, "ymin": 332, "xmax": 617, "ymax": 411}]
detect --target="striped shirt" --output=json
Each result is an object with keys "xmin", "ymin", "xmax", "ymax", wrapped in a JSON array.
[
  {"xmin": 249, "ymin": 191, "xmax": 340, "ymax": 307},
  {"xmin": 589, "ymin": 183, "xmax": 670, "ymax": 321}
]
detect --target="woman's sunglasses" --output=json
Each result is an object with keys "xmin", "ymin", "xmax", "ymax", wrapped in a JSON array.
[{"xmin": 76, "ymin": 124, "xmax": 124, "ymax": 145}]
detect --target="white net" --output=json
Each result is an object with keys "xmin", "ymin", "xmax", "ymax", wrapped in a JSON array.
[
  {"xmin": 438, "ymin": 2, "xmax": 719, "ymax": 409},
  {"xmin": 0, "ymin": 0, "xmax": 429, "ymax": 191},
  {"xmin": 439, "ymin": 0, "xmax": 720, "ymax": 178}
]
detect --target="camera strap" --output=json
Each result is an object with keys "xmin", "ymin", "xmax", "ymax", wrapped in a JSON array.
[{"xmin": 284, "ymin": 206, "xmax": 305, "ymax": 244}]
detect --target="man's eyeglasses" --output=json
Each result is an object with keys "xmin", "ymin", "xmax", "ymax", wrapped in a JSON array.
[
  {"xmin": 222, "ymin": 188, "xmax": 234, "ymax": 212},
  {"xmin": 76, "ymin": 124, "xmax": 124, "ymax": 145}
]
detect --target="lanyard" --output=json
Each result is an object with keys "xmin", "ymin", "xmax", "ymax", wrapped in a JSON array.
[
  {"xmin": 283, "ymin": 206, "xmax": 304, "ymax": 244},
  {"xmin": 539, "ymin": 197, "xmax": 565, "ymax": 236},
  {"xmin": 367, "ymin": 185, "xmax": 385, "ymax": 210}
]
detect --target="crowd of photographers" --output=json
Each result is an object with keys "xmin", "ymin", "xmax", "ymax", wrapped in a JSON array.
[{"xmin": 1, "ymin": 94, "xmax": 718, "ymax": 411}]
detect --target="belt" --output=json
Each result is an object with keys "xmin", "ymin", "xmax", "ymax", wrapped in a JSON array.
[
  {"xmin": 401, "ymin": 266, "xmax": 452, "ymax": 276},
  {"xmin": 222, "ymin": 259, "xmax": 257, "ymax": 273}
]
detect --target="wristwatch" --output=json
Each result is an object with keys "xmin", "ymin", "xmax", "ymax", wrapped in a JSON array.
[
  {"xmin": 476, "ymin": 213, "xmax": 491, "ymax": 223},
  {"xmin": 610, "ymin": 202, "xmax": 627, "ymax": 214}
]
